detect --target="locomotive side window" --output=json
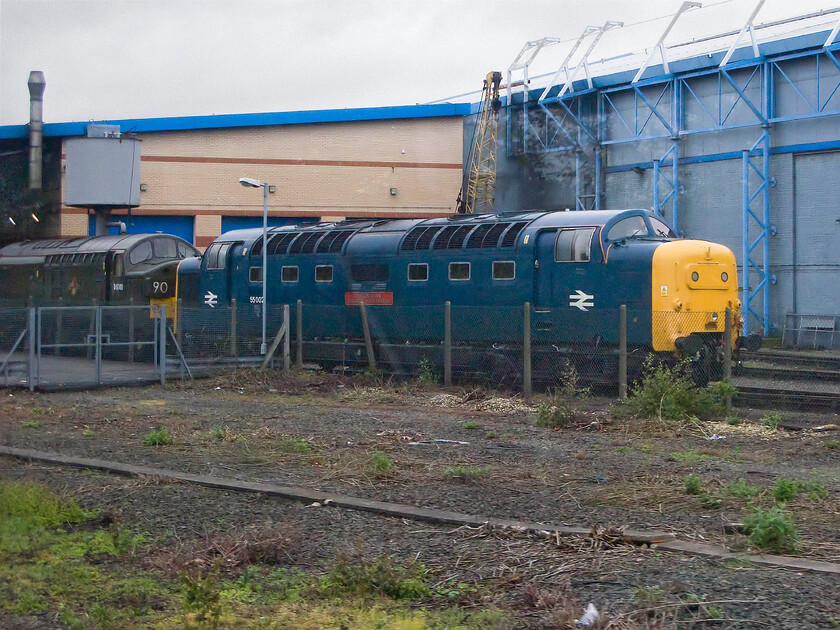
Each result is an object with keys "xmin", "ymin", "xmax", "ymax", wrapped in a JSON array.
[
  {"xmin": 449, "ymin": 262, "xmax": 470, "ymax": 281},
  {"xmin": 606, "ymin": 216, "xmax": 648, "ymax": 241},
  {"xmin": 492, "ymin": 261, "xmax": 515, "ymax": 280},
  {"xmin": 282, "ymin": 266, "xmax": 299, "ymax": 283},
  {"xmin": 128, "ymin": 241, "xmax": 153, "ymax": 265},
  {"xmin": 408, "ymin": 263, "xmax": 428, "ymax": 281},
  {"xmin": 554, "ymin": 228, "xmax": 595, "ymax": 262},
  {"xmin": 315, "ymin": 265, "xmax": 333, "ymax": 282},
  {"xmin": 249, "ymin": 267, "xmax": 263, "ymax": 283}
]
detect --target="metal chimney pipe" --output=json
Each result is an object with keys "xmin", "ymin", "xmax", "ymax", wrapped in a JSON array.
[{"xmin": 27, "ymin": 71, "xmax": 46, "ymax": 191}]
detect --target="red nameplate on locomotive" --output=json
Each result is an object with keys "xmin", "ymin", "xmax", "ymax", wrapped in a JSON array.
[{"xmin": 345, "ymin": 292, "xmax": 394, "ymax": 306}]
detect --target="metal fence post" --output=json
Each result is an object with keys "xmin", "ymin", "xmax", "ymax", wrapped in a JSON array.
[
  {"xmin": 159, "ymin": 305, "xmax": 167, "ymax": 385},
  {"xmin": 724, "ymin": 306, "xmax": 732, "ymax": 414},
  {"xmin": 619, "ymin": 305, "xmax": 627, "ymax": 399},
  {"xmin": 28, "ymin": 307, "xmax": 36, "ymax": 392},
  {"xmin": 95, "ymin": 306, "xmax": 102, "ymax": 386},
  {"xmin": 444, "ymin": 301, "xmax": 452, "ymax": 387},
  {"xmin": 360, "ymin": 303, "xmax": 376, "ymax": 371},
  {"xmin": 284, "ymin": 304, "xmax": 291, "ymax": 372},
  {"xmin": 87, "ymin": 301, "xmax": 96, "ymax": 360},
  {"xmin": 230, "ymin": 298, "xmax": 238, "ymax": 357},
  {"xmin": 176, "ymin": 298, "xmax": 184, "ymax": 378},
  {"xmin": 523, "ymin": 302, "xmax": 532, "ymax": 399},
  {"xmin": 55, "ymin": 297, "xmax": 62, "ymax": 356},
  {"xmin": 128, "ymin": 297, "xmax": 135, "ymax": 363},
  {"xmin": 296, "ymin": 299, "xmax": 303, "ymax": 369}
]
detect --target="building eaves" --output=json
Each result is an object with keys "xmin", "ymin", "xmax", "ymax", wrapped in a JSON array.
[{"xmin": 0, "ymin": 102, "xmax": 471, "ymax": 140}]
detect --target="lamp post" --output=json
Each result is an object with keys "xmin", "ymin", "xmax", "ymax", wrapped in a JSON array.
[{"xmin": 238, "ymin": 177, "xmax": 269, "ymax": 355}]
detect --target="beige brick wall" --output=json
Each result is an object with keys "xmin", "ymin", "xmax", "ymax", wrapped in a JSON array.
[
  {"xmin": 60, "ymin": 115, "xmax": 464, "ymax": 243},
  {"xmin": 59, "ymin": 211, "xmax": 88, "ymax": 237}
]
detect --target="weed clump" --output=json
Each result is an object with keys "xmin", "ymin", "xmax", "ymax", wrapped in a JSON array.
[
  {"xmin": 772, "ymin": 478, "xmax": 828, "ymax": 503},
  {"xmin": 180, "ymin": 568, "xmax": 222, "ymax": 628},
  {"xmin": 684, "ymin": 473, "xmax": 702, "ymax": 495},
  {"xmin": 416, "ymin": 358, "xmax": 440, "ymax": 384},
  {"xmin": 321, "ymin": 548, "xmax": 431, "ymax": 600},
  {"xmin": 143, "ymin": 426, "xmax": 173, "ymax": 446},
  {"xmin": 722, "ymin": 478, "xmax": 762, "ymax": 499},
  {"xmin": 444, "ymin": 465, "xmax": 488, "ymax": 480},
  {"xmin": 742, "ymin": 506, "xmax": 799, "ymax": 553},
  {"xmin": 369, "ymin": 450, "xmax": 394, "ymax": 475},
  {"xmin": 535, "ymin": 366, "xmax": 585, "ymax": 428},
  {"xmin": 759, "ymin": 413, "xmax": 782, "ymax": 430},
  {"xmin": 619, "ymin": 357, "xmax": 734, "ymax": 420}
]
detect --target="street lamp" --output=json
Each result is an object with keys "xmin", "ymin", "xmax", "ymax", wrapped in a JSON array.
[{"xmin": 238, "ymin": 177, "xmax": 269, "ymax": 355}]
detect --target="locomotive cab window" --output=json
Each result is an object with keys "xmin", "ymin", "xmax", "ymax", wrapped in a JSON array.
[
  {"xmin": 153, "ymin": 238, "xmax": 177, "ymax": 259},
  {"xmin": 554, "ymin": 228, "xmax": 595, "ymax": 262},
  {"xmin": 606, "ymin": 216, "xmax": 648, "ymax": 241},
  {"xmin": 408, "ymin": 263, "xmax": 428, "ymax": 282},
  {"xmin": 649, "ymin": 216, "xmax": 676, "ymax": 238},
  {"xmin": 249, "ymin": 267, "xmax": 263, "ymax": 283},
  {"xmin": 449, "ymin": 262, "xmax": 470, "ymax": 281},
  {"xmin": 492, "ymin": 261, "xmax": 515, "ymax": 280},
  {"xmin": 204, "ymin": 243, "xmax": 230, "ymax": 270},
  {"xmin": 315, "ymin": 265, "xmax": 333, "ymax": 282},
  {"xmin": 282, "ymin": 266, "xmax": 299, "ymax": 283}
]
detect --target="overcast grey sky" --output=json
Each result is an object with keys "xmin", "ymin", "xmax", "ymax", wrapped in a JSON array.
[{"xmin": 1, "ymin": 0, "xmax": 838, "ymax": 125}]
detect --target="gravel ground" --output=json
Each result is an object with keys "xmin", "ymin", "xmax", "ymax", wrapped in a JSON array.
[{"xmin": 1, "ymin": 370, "xmax": 839, "ymax": 628}]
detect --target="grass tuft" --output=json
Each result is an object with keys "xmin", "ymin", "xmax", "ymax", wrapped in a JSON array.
[
  {"xmin": 684, "ymin": 473, "xmax": 702, "ymax": 495},
  {"xmin": 143, "ymin": 426, "xmax": 173, "ymax": 447}
]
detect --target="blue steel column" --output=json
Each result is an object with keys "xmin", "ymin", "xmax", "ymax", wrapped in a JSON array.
[
  {"xmin": 671, "ymin": 77, "xmax": 681, "ymax": 233},
  {"xmin": 653, "ymin": 159, "xmax": 661, "ymax": 215},
  {"xmin": 594, "ymin": 147, "xmax": 602, "ymax": 210},
  {"xmin": 742, "ymin": 149, "xmax": 751, "ymax": 336},
  {"xmin": 762, "ymin": 60, "xmax": 773, "ymax": 335}
]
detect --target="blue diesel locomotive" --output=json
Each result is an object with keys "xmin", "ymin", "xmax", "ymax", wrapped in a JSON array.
[{"xmin": 175, "ymin": 209, "xmax": 747, "ymax": 381}]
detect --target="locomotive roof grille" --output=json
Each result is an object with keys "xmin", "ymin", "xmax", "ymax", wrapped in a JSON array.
[
  {"xmin": 415, "ymin": 226, "xmax": 443, "ymax": 250},
  {"xmin": 466, "ymin": 224, "xmax": 494, "ymax": 248},
  {"xmin": 329, "ymin": 231, "xmax": 353, "ymax": 253},
  {"xmin": 300, "ymin": 232, "xmax": 321, "ymax": 254},
  {"xmin": 500, "ymin": 222, "xmax": 528, "ymax": 247},
  {"xmin": 287, "ymin": 232, "xmax": 310, "ymax": 254},
  {"xmin": 316, "ymin": 231, "xmax": 341, "ymax": 254},
  {"xmin": 481, "ymin": 222, "xmax": 509, "ymax": 248},
  {"xmin": 270, "ymin": 232, "xmax": 298, "ymax": 255},
  {"xmin": 447, "ymin": 225, "xmax": 472, "ymax": 249},
  {"xmin": 433, "ymin": 225, "xmax": 460, "ymax": 249},
  {"xmin": 400, "ymin": 226, "xmax": 425, "ymax": 251}
]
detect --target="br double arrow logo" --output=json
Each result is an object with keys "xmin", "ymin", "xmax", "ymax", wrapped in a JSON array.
[{"xmin": 569, "ymin": 289, "xmax": 594, "ymax": 311}]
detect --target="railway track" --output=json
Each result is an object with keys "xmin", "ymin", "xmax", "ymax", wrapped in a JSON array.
[{"xmin": 733, "ymin": 349, "xmax": 840, "ymax": 413}]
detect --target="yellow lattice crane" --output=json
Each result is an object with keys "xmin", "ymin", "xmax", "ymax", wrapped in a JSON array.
[{"xmin": 457, "ymin": 71, "xmax": 502, "ymax": 214}]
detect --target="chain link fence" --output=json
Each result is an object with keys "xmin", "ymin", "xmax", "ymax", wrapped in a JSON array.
[
  {"xmin": 0, "ymin": 305, "xmax": 166, "ymax": 390},
  {"xmin": 3, "ymin": 301, "xmax": 839, "ymax": 413}
]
